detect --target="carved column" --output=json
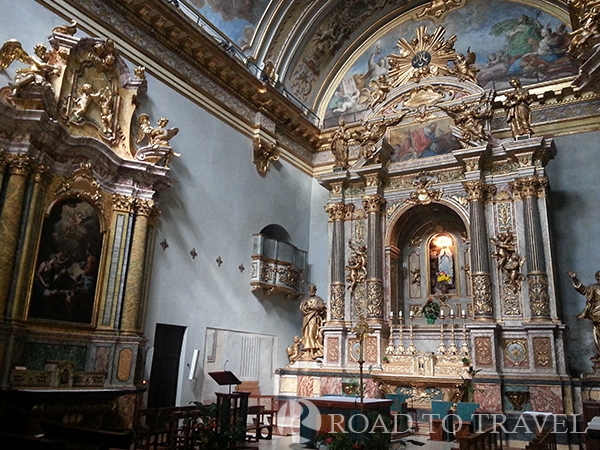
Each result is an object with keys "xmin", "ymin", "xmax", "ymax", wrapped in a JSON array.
[
  {"xmin": 511, "ymin": 176, "xmax": 551, "ymax": 320},
  {"xmin": 463, "ymin": 180, "xmax": 494, "ymax": 321},
  {"xmin": 0, "ymin": 154, "xmax": 32, "ymax": 317},
  {"xmin": 11, "ymin": 165, "xmax": 50, "ymax": 320},
  {"xmin": 121, "ymin": 198, "xmax": 154, "ymax": 335},
  {"xmin": 362, "ymin": 194, "xmax": 386, "ymax": 322},
  {"xmin": 326, "ymin": 202, "xmax": 347, "ymax": 323}
]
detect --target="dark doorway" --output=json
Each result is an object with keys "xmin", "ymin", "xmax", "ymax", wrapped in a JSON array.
[{"xmin": 147, "ymin": 323, "xmax": 186, "ymax": 408}]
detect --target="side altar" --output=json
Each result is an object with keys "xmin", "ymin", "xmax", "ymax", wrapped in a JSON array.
[{"xmin": 277, "ymin": 24, "xmax": 574, "ymax": 421}]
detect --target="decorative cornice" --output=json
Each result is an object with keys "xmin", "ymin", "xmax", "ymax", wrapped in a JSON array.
[{"xmin": 49, "ymin": 0, "xmax": 321, "ymax": 152}]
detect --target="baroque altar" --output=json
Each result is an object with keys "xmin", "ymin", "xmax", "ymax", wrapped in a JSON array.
[{"xmin": 278, "ymin": 24, "xmax": 572, "ymax": 418}]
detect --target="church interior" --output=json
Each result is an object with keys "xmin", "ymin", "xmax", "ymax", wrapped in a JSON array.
[{"xmin": 1, "ymin": 0, "xmax": 600, "ymax": 448}]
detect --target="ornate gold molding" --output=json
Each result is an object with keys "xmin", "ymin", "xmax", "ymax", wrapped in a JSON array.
[
  {"xmin": 471, "ymin": 273, "xmax": 493, "ymax": 317},
  {"xmin": 112, "ymin": 194, "xmax": 135, "ymax": 213},
  {"xmin": 135, "ymin": 198, "xmax": 154, "ymax": 216},
  {"xmin": 325, "ymin": 202, "xmax": 347, "ymax": 221},
  {"xmin": 528, "ymin": 273, "xmax": 550, "ymax": 318},
  {"xmin": 329, "ymin": 283, "xmax": 345, "ymax": 321},
  {"xmin": 405, "ymin": 172, "xmax": 443, "ymax": 205},
  {"xmin": 362, "ymin": 194, "xmax": 386, "ymax": 213},
  {"xmin": 510, "ymin": 176, "xmax": 548, "ymax": 198},
  {"xmin": 54, "ymin": 163, "xmax": 105, "ymax": 215},
  {"xmin": 6, "ymin": 154, "xmax": 32, "ymax": 176},
  {"xmin": 253, "ymin": 138, "xmax": 280, "ymax": 177},
  {"xmin": 463, "ymin": 180, "xmax": 496, "ymax": 202}
]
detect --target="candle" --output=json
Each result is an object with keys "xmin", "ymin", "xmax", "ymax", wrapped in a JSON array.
[
  {"xmin": 450, "ymin": 309, "xmax": 455, "ymax": 318},
  {"xmin": 440, "ymin": 310, "xmax": 445, "ymax": 319},
  {"xmin": 390, "ymin": 311, "xmax": 394, "ymax": 318},
  {"xmin": 410, "ymin": 310, "xmax": 414, "ymax": 318},
  {"xmin": 399, "ymin": 310, "xmax": 403, "ymax": 318},
  {"xmin": 462, "ymin": 309, "xmax": 467, "ymax": 318}
]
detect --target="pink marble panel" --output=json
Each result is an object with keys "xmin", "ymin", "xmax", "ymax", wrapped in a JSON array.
[
  {"xmin": 364, "ymin": 378, "xmax": 380, "ymax": 398},
  {"xmin": 320, "ymin": 377, "xmax": 342, "ymax": 396},
  {"xmin": 530, "ymin": 385, "xmax": 564, "ymax": 413},
  {"xmin": 473, "ymin": 383, "xmax": 502, "ymax": 412},
  {"xmin": 94, "ymin": 346, "xmax": 111, "ymax": 373},
  {"xmin": 297, "ymin": 375, "xmax": 314, "ymax": 398}
]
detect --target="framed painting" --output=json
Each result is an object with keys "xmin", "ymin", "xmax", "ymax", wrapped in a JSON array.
[{"xmin": 28, "ymin": 198, "xmax": 102, "ymax": 324}]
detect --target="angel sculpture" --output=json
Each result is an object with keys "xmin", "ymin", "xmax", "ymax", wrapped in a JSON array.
[
  {"xmin": 438, "ymin": 92, "xmax": 493, "ymax": 146},
  {"xmin": 136, "ymin": 114, "xmax": 180, "ymax": 167},
  {"xmin": 0, "ymin": 40, "xmax": 60, "ymax": 95},
  {"xmin": 450, "ymin": 48, "xmax": 479, "ymax": 84},
  {"xmin": 368, "ymin": 74, "xmax": 391, "ymax": 109}
]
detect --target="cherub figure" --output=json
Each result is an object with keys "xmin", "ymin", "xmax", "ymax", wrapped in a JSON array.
[
  {"xmin": 491, "ymin": 231, "xmax": 526, "ymax": 292},
  {"xmin": 0, "ymin": 40, "xmax": 60, "ymax": 95},
  {"xmin": 368, "ymin": 74, "xmax": 391, "ymax": 109},
  {"xmin": 71, "ymin": 83, "xmax": 95, "ymax": 122},
  {"xmin": 286, "ymin": 336, "xmax": 302, "ymax": 366},
  {"xmin": 450, "ymin": 48, "xmax": 479, "ymax": 84},
  {"xmin": 345, "ymin": 240, "xmax": 367, "ymax": 292}
]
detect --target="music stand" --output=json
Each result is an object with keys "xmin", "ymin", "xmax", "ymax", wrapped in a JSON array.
[{"xmin": 209, "ymin": 370, "xmax": 241, "ymax": 394}]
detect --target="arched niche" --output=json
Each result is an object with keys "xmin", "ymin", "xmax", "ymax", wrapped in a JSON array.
[{"xmin": 386, "ymin": 202, "xmax": 470, "ymax": 321}]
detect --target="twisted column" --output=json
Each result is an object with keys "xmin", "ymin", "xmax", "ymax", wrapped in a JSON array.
[
  {"xmin": 362, "ymin": 194, "xmax": 386, "ymax": 322},
  {"xmin": 511, "ymin": 176, "xmax": 550, "ymax": 320},
  {"xmin": 325, "ymin": 202, "xmax": 347, "ymax": 322},
  {"xmin": 121, "ymin": 198, "xmax": 154, "ymax": 334},
  {"xmin": 463, "ymin": 180, "xmax": 494, "ymax": 321},
  {"xmin": 0, "ymin": 154, "xmax": 32, "ymax": 317}
]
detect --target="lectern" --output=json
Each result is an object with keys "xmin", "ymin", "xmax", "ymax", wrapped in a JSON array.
[{"xmin": 209, "ymin": 371, "xmax": 248, "ymax": 447}]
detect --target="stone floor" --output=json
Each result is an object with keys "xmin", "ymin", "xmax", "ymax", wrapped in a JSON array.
[{"xmin": 256, "ymin": 434, "xmax": 459, "ymax": 450}]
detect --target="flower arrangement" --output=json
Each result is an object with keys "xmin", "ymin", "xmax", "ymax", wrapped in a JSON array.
[
  {"xmin": 421, "ymin": 298, "xmax": 440, "ymax": 320},
  {"xmin": 437, "ymin": 271, "xmax": 451, "ymax": 284}
]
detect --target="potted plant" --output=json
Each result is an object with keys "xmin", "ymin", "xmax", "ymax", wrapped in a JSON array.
[{"xmin": 422, "ymin": 298, "xmax": 440, "ymax": 324}]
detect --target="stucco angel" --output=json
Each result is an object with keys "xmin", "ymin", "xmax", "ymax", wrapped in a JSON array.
[
  {"xmin": 0, "ymin": 40, "xmax": 60, "ymax": 95},
  {"xmin": 135, "ymin": 114, "xmax": 180, "ymax": 167},
  {"xmin": 450, "ymin": 48, "xmax": 479, "ymax": 84}
]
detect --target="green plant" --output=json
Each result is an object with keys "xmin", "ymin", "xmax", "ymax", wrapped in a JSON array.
[
  {"xmin": 459, "ymin": 365, "xmax": 483, "ymax": 403},
  {"xmin": 421, "ymin": 298, "xmax": 440, "ymax": 320}
]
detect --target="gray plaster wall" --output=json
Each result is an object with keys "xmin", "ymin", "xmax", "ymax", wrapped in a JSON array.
[
  {"xmin": 141, "ymin": 76, "xmax": 322, "ymax": 405},
  {"xmin": 547, "ymin": 131, "xmax": 600, "ymax": 377}
]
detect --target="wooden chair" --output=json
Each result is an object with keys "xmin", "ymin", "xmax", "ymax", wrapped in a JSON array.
[{"xmin": 456, "ymin": 425, "xmax": 502, "ymax": 450}]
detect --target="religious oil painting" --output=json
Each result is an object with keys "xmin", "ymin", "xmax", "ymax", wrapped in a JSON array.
[
  {"xmin": 323, "ymin": 0, "xmax": 577, "ymax": 126},
  {"xmin": 388, "ymin": 118, "xmax": 460, "ymax": 162},
  {"xmin": 28, "ymin": 198, "xmax": 102, "ymax": 324}
]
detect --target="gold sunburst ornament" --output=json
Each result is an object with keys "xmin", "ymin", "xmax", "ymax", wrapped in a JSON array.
[{"xmin": 388, "ymin": 26, "xmax": 460, "ymax": 86}]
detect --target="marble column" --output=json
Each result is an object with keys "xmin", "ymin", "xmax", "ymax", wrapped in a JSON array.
[
  {"xmin": 326, "ymin": 202, "xmax": 347, "ymax": 323},
  {"xmin": 511, "ymin": 176, "xmax": 551, "ymax": 320},
  {"xmin": 463, "ymin": 180, "xmax": 494, "ymax": 321},
  {"xmin": 11, "ymin": 165, "xmax": 49, "ymax": 320},
  {"xmin": 121, "ymin": 198, "xmax": 154, "ymax": 335},
  {"xmin": 0, "ymin": 154, "xmax": 32, "ymax": 317},
  {"xmin": 362, "ymin": 194, "xmax": 386, "ymax": 322}
]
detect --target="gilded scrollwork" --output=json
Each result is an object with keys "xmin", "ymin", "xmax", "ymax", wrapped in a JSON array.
[
  {"xmin": 528, "ymin": 273, "xmax": 550, "ymax": 317},
  {"xmin": 366, "ymin": 280, "xmax": 383, "ymax": 318},
  {"xmin": 405, "ymin": 172, "xmax": 443, "ymax": 205},
  {"xmin": 329, "ymin": 283, "xmax": 345, "ymax": 321},
  {"xmin": 471, "ymin": 273, "xmax": 493, "ymax": 316},
  {"xmin": 567, "ymin": 0, "xmax": 600, "ymax": 60},
  {"xmin": 252, "ymin": 138, "xmax": 279, "ymax": 177},
  {"xmin": 533, "ymin": 337, "xmax": 552, "ymax": 368}
]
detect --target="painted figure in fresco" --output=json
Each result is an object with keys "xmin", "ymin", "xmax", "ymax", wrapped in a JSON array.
[
  {"xmin": 503, "ymin": 78, "xmax": 533, "ymax": 138},
  {"xmin": 568, "ymin": 270, "xmax": 600, "ymax": 363},
  {"xmin": 330, "ymin": 117, "xmax": 352, "ymax": 170},
  {"xmin": 491, "ymin": 13, "xmax": 543, "ymax": 66},
  {"xmin": 299, "ymin": 284, "xmax": 327, "ymax": 360}
]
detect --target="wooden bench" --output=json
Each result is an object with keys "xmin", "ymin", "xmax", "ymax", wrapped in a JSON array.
[
  {"xmin": 526, "ymin": 428, "xmax": 556, "ymax": 450},
  {"xmin": 456, "ymin": 425, "xmax": 502, "ymax": 450},
  {"xmin": 135, "ymin": 405, "xmax": 199, "ymax": 450}
]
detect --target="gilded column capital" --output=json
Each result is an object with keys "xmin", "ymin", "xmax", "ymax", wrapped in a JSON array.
[
  {"xmin": 33, "ymin": 164, "xmax": 50, "ymax": 183},
  {"xmin": 6, "ymin": 153, "xmax": 32, "ymax": 176},
  {"xmin": 135, "ymin": 198, "xmax": 155, "ymax": 216},
  {"xmin": 362, "ymin": 194, "xmax": 386, "ymax": 214},
  {"xmin": 463, "ymin": 180, "xmax": 495, "ymax": 201},
  {"xmin": 510, "ymin": 176, "xmax": 548, "ymax": 198},
  {"xmin": 325, "ymin": 202, "xmax": 347, "ymax": 221},
  {"xmin": 112, "ymin": 194, "xmax": 135, "ymax": 213}
]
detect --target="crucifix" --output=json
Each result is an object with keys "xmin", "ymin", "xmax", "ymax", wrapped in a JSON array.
[{"xmin": 351, "ymin": 315, "xmax": 373, "ymax": 413}]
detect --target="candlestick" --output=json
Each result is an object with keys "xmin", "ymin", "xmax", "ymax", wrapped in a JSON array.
[{"xmin": 437, "ymin": 311, "xmax": 446, "ymax": 354}]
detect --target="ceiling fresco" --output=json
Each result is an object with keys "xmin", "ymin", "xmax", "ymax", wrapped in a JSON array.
[
  {"xmin": 320, "ymin": 0, "xmax": 576, "ymax": 127},
  {"xmin": 174, "ymin": 0, "xmax": 573, "ymax": 124}
]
